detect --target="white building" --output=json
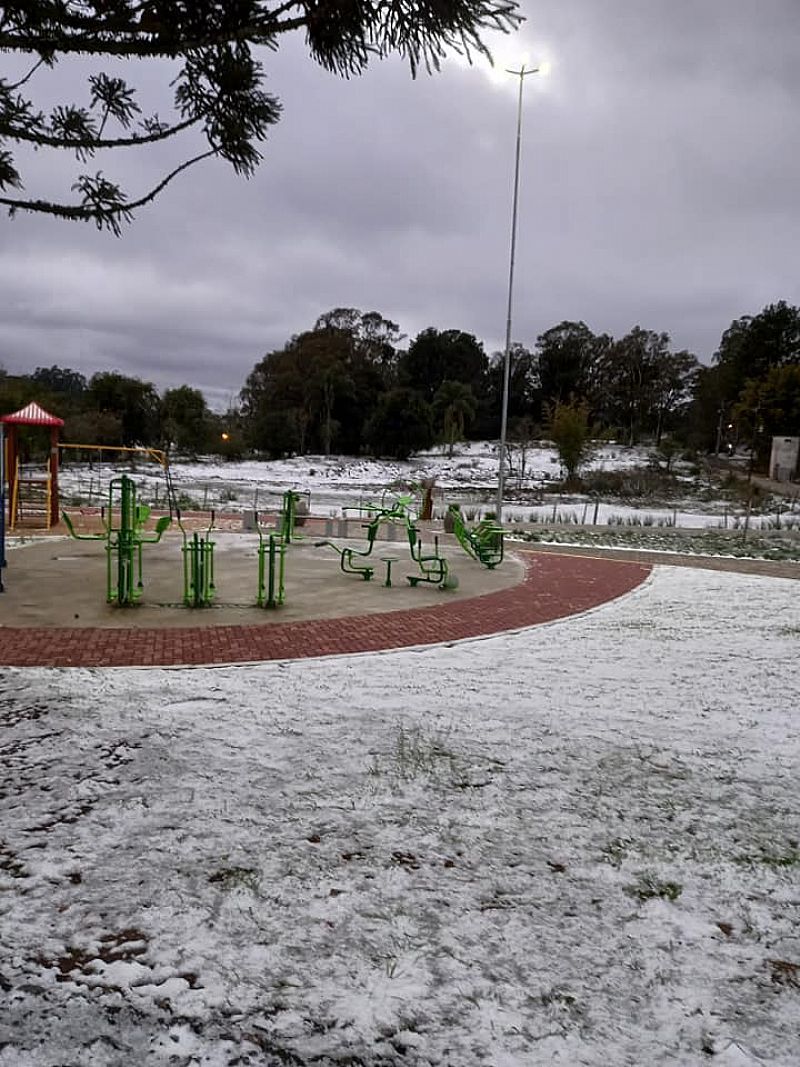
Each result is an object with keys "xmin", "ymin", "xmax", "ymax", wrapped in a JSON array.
[{"xmin": 769, "ymin": 436, "xmax": 799, "ymax": 482}]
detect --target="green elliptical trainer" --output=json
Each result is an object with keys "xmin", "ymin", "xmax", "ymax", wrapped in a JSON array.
[
  {"xmin": 256, "ymin": 529, "xmax": 286, "ymax": 608},
  {"xmin": 178, "ymin": 508, "xmax": 216, "ymax": 608},
  {"xmin": 254, "ymin": 491, "xmax": 305, "ymax": 608}
]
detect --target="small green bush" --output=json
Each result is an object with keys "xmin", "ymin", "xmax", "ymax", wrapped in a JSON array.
[{"xmin": 625, "ymin": 875, "xmax": 683, "ymax": 902}]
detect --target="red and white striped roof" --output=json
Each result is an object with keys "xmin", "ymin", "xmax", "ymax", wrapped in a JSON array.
[{"xmin": 0, "ymin": 401, "xmax": 65, "ymax": 426}]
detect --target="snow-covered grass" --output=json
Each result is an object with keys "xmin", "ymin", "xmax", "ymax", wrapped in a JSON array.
[
  {"xmin": 56, "ymin": 443, "xmax": 654, "ymax": 517},
  {"xmin": 501, "ymin": 500, "xmax": 800, "ymax": 531},
  {"xmin": 54, "ymin": 445, "xmax": 800, "ymax": 556},
  {"xmin": 1, "ymin": 566, "xmax": 799, "ymax": 1065},
  {"xmin": 517, "ymin": 527, "xmax": 800, "ymax": 564}
]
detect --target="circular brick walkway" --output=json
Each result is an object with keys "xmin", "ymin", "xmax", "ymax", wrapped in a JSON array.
[{"xmin": 0, "ymin": 551, "xmax": 651, "ymax": 668}]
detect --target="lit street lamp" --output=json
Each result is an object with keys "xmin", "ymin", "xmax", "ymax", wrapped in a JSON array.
[{"xmin": 495, "ymin": 62, "xmax": 543, "ymax": 522}]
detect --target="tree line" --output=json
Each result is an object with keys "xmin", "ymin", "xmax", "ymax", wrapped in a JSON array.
[
  {"xmin": 0, "ymin": 366, "xmax": 223, "ymax": 458},
  {"xmin": 1, "ymin": 300, "xmax": 798, "ymax": 469}
]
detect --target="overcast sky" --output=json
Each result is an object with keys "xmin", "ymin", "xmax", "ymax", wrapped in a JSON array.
[{"xmin": 2, "ymin": 0, "xmax": 799, "ymax": 410}]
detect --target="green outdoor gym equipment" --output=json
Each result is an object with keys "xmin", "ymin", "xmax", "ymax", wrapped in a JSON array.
[
  {"xmin": 406, "ymin": 525, "xmax": 455, "ymax": 588},
  {"xmin": 62, "ymin": 474, "xmax": 171, "ymax": 605},
  {"xmin": 448, "ymin": 505, "xmax": 506, "ymax": 568},
  {"xmin": 316, "ymin": 494, "xmax": 456, "ymax": 590},
  {"xmin": 177, "ymin": 509, "xmax": 216, "ymax": 608},
  {"xmin": 256, "ymin": 528, "xmax": 286, "ymax": 608},
  {"xmin": 278, "ymin": 489, "xmax": 308, "ymax": 543},
  {"xmin": 253, "ymin": 491, "xmax": 306, "ymax": 608},
  {"xmin": 315, "ymin": 495, "xmax": 413, "ymax": 582}
]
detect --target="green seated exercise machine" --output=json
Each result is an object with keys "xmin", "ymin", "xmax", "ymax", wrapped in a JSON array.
[
  {"xmin": 316, "ymin": 494, "xmax": 456, "ymax": 590},
  {"xmin": 315, "ymin": 495, "xmax": 414, "ymax": 582},
  {"xmin": 406, "ymin": 523, "xmax": 456, "ymax": 588}
]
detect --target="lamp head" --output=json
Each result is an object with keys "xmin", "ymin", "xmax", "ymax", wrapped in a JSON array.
[{"xmin": 504, "ymin": 57, "xmax": 551, "ymax": 79}]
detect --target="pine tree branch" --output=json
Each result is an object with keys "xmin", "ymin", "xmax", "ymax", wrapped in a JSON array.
[
  {"xmin": 122, "ymin": 147, "xmax": 218, "ymax": 210},
  {"xmin": 7, "ymin": 58, "xmax": 48, "ymax": 92},
  {"xmin": 0, "ymin": 16, "xmax": 306, "ymax": 58},
  {"xmin": 0, "ymin": 148, "xmax": 217, "ymax": 234},
  {"xmin": 0, "ymin": 1, "xmax": 522, "ymax": 230},
  {"xmin": 4, "ymin": 112, "xmax": 201, "ymax": 151}
]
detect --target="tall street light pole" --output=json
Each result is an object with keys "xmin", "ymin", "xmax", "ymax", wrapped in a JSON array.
[
  {"xmin": 495, "ymin": 63, "xmax": 540, "ymax": 522},
  {"xmin": 0, "ymin": 423, "xmax": 6, "ymax": 591}
]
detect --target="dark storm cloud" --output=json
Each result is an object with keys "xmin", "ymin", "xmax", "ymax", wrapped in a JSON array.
[{"xmin": 2, "ymin": 0, "xmax": 799, "ymax": 406}]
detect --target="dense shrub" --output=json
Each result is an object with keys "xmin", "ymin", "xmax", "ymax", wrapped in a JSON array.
[{"xmin": 580, "ymin": 467, "xmax": 684, "ymax": 499}]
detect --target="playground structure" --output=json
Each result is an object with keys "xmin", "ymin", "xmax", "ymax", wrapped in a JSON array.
[
  {"xmin": 316, "ymin": 494, "xmax": 456, "ymax": 590},
  {"xmin": 0, "ymin": 411, "xmax": 175, "ymax": 598},
  {"xmin": 1, "ymin": 402, "xmax": 65, "ymax": 530},
  {"xmin": 448, "ymin": 505, "xmax": 506, "ymax": 568},
  {"xmin": 62, "ymin": 474, "xmax": 171, "ymax": 605}
]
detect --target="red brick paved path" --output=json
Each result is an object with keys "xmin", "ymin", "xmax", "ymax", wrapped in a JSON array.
[{"xmin": 0, "ymin": 552, "xmax": 650, "ymax": 668}]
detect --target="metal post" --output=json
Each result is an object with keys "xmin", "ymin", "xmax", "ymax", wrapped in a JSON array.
[
  {"xmin": 496, "ymin": 64, "xmax": 540, "ymax": 522},
  {"xmin": 0, "ymin": 424, "xmax": 6, "ymax": 590},
  {"xmin": 267, "ymin": 535, "xmax": 275, "ymax": 607}
]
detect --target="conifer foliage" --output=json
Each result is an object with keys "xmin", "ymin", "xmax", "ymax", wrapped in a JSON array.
[{"xmin": 0, "ymin": 1, "xmax": 520, "ymax": 233}]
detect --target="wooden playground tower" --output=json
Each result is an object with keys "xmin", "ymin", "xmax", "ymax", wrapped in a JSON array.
[{"xmin": 0, "ymin": 401, "xmax": 64, "ymax": 530}]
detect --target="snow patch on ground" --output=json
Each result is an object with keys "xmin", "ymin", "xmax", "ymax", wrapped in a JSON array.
[
  {"xmin": 55, "ymin": 444, "xmax": 800, "ymax": 533},
  {"xmin": 1, "ymin": 566, "xmax": 798, "ymax": 1065},
  {"xmin": 57, "ymin": 443, "xmax": 652, "ymax": 514}
]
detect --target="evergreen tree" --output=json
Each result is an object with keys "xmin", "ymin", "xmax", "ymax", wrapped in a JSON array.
[
  {"xmin": 433, "ymin": 380, "xmax": 477, "ymax": 456},
  {"xmin": 399, "ymin": 328, "xmax": 488, "ymax": 402},
  {"xmin": 87, "ymin": 371, "xmax": 161, "ymax": 445},
  {"xmin": 162, "ymin": 385, "xmax": 212, "ymax": 454},
  {"xmin": 364, "ymin": 387, "xmax": 434, "ymax": 460}
]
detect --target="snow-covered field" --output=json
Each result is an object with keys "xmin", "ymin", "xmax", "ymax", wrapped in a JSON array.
[
  {"xmin": 2, "ymin": 566, "xmax": 799, "ymax": 1066},
  {"xmin": 57, "ymin": 442, "xmax": 649, "ymax": 518},
  {"xmin": 55, "ymin": 443, "xmax": 799, "ymax": 532}
]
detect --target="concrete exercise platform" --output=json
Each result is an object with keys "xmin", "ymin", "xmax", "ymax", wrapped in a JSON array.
[
  {"xmin": 0, "ymin": 528, "xmax": 652, "ymax": 667},
  {"xmin": 2, "ymin": 532, "xmax": 525, "ymax": 629}
]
